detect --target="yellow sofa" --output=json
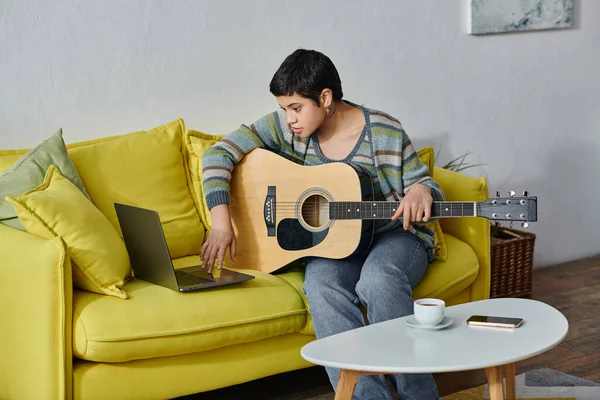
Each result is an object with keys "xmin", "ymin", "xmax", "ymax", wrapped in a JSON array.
[{"xmin": 0, "ymin": 119, "xmax": 490, "ymax": 400}]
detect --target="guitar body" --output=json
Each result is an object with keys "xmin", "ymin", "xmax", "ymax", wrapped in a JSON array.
[{"xmin": 228, "ymin": 149, "xmax": 374, "ymax": 273}]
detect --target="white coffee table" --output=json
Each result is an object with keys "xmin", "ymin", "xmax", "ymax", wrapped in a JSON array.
[{"xmin": 301, "ymin": 298, "xmax": 568, "ymax": 400}]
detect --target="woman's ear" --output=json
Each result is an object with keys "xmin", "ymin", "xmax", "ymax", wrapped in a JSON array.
[{"xmin": 320, "ymin": 88, "xmax": 333, "ymax": 108}]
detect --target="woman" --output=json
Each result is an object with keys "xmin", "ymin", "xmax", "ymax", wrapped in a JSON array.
[{"xmin": 201, "ymin": 49, "xmax": 444, "ymax": 400}]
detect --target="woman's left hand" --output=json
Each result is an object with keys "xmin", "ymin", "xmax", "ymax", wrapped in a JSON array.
[{"xmin": 391, "ymin": 184, "xmax": 433, "ymax": 230}]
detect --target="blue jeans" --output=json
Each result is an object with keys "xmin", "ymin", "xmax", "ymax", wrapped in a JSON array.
[{"xmin": 302, "ymin": 228, "xmax": 440, "ymax": 400}]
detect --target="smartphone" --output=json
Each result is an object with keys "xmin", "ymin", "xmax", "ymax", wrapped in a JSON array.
[{"xmin": 466, "ymin": 315, "xmax": 524, "ymax": 328}]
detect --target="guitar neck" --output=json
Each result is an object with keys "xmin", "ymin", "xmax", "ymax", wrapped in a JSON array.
[{"xmin": 329, "ymin": 201, "xmax": 478, "ymax": 220}]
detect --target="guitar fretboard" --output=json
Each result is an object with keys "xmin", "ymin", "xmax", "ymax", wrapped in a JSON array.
[{"xmin": 329, "ymin": 201, "xmax": 478, "ymax": 220}]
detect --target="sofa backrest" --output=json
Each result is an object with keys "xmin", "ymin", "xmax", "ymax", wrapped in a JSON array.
[{"xmin": 0, "ymin": 119, "xmax": 206, "ymax": 259}]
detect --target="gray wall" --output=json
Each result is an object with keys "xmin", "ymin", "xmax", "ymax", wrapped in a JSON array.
[{"xmin": 1, "ymin": 0, "xmax": 598, "ymax": 267}]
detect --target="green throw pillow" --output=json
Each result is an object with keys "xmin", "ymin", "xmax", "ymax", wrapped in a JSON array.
[{"xmin": 0, "ymin": 129, "xmax": 90, "ymax": 230}]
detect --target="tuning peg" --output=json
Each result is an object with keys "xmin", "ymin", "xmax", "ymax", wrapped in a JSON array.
[
  {"xmin": 521, "ymin": 222, "xmax": 529, "ymax": 228},
  {"xmin": 508, "ymin": 191, "xmax": 515, "ymax": 197},
  {"xmin": 523, "ymin": 191, "xmax": 528, "ymax": 197},
  {"xmin": 495, "ymin": 221, "xmax": 500, "ymax": 228},
  {"xmin": 509, "ymin": 221, "xmax": 513, "ymax": 229},
  {"xmin": 496, "ymin": 191, "xmax": 500, "ymax": 198}
]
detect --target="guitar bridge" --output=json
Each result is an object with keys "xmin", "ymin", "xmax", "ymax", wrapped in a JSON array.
[{"xmin": 264, "ymin": 186, "xmax": 276, "ymax": 236}]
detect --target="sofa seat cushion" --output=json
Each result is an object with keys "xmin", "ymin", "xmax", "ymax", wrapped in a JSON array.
[
  {"xmin": 273, "ymin": 266, "xmax": 314, "ymax": 336},
  {"xmin": 73, "ymin": 259, "xmax": 308, "ymax": 363},
  {"xmin": 413, "ymin": 233, "xmax": 479, "ymax": 300}
]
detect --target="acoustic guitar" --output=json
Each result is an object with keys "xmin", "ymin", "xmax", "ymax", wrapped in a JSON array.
[{"xmin": 226, "ymin": 149, "xmax": 537, "ymax": 273}]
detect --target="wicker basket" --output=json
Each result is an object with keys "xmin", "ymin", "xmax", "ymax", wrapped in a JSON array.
[{"xmin": 490, "ymin": 227, "xmax": 536, "ymax": 299}]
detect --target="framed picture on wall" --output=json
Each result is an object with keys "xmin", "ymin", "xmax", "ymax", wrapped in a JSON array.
[{"xmin": 469, "ymin": 0, "xmax": 574, "ymax": 35}]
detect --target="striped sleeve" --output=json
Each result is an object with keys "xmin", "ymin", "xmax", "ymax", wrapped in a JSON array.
[
  {"xmin": 370, "ymin": 112, "xmax": 444, "ymax": 203},
  {"xmin": 400, "ymin": 135, "xmax": 445, "ymax": 202},
  {"xmin": 201, "ymin": 111, "xmax": 286, "ymax": 210}
]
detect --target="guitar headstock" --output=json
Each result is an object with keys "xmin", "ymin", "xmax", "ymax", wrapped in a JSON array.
[{"xmin": 478, "ymin": 191, "xmax": 537, "ymax": 228}]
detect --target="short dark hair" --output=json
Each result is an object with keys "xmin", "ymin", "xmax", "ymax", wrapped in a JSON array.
[{"xmin": 269, "ymin": 49, "xmax": 343, "ymax": 106}]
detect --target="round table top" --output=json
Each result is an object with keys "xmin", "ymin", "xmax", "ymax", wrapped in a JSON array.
[{"xmin": 300, "ymin": 298, "xmax": 568, "ymax": 374}]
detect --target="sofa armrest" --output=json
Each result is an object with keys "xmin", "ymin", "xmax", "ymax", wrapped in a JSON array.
[
  {"xmin": 433, "ymin": 166, "xmax": 491, "ymax": 301},
  {"xmin": 0, "ymin": 224, "xmax": 73, "ymax": 400}
]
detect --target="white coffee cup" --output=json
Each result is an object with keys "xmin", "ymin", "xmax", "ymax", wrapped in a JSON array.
[{"xmin": 414, "ymin": 298, "xmax": 445, "ymax": 326}]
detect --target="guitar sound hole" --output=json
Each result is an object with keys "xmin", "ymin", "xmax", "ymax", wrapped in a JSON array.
[{"xmin": 300, "ymin": 194, "xmax": 330, "ymax": 229}]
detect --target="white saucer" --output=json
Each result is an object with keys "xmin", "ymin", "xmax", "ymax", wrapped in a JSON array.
[{"xmin": 405, "ymin": 316, "xmax": 453, "ymax": 330}]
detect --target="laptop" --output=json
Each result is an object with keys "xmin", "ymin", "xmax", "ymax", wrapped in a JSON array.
[{"xmin": 114, "ymin": 202, "xmax": 254, "ymax": 292}]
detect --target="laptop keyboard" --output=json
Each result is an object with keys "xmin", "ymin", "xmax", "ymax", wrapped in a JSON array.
[{"xmin": 175, "ymin": 270, "xmax": 215, "ymax": 285}]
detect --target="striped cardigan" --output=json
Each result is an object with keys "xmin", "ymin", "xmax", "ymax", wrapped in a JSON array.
[{"xmin": 202, "ymin": 101, "xmax": 445, "ymax": 251}]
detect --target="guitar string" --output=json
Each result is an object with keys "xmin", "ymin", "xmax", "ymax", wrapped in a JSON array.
[
  {"xmin": 271, "ymin": 201, "xmax": 527, "ymax": 206},
  {"xmin": 272, "ymin": 205, "xmax": 526, "ymax": 211},
  {"xmin": 272, "ymin": 202, "xmax": 525, "ymax": 205},
  {"xmin": 267, "ymin": 202, "xmax": 531, "ymax": 213},
  {"xmin": 271, "ymin": 215, "xmax": 523, "ymax": 220},
  {"xmin": 268, "ymin": 209, "xmax": 523, "ymax": 216},
  {"xmin": 276, "ymin": 202, "xmax": 528, "ymax": 210},
  {"xmin": 272, "ymin": 205, "xmax": 526, "ymax": 208},
  {"xmin": 267, "ymin": 203, "xmax": 531, "ymax": 219}
]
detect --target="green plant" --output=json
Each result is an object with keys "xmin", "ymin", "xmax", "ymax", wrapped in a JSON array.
[{"xmin": 435, "ymin": 149, "xmax": 486, "ymax": 172}]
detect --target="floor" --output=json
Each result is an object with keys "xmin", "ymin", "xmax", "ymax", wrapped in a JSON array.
[{"xmin": 187, "ymin": 255, "xmax": 600, "ymax": 399}]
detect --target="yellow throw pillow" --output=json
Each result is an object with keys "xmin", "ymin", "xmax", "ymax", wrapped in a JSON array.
[
  {"xmin": 66, "ymin": 119, "xmax": 205, "ymax": 259},
  {"xmin": 417, "ymin": 146, "xmax": 448, "ymax": 262},
  {"xmin": 6, "ymin": 165, "xmax": 131, "ymax": 299},
  {"xmin": 184, "ymin": 130, "xmax": 224, "ymax": 230}
]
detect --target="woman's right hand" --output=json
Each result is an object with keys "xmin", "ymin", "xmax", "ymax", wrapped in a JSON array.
[{"xmin": 200, "ymin": 205, "xmax": 237, "ymax": 273}]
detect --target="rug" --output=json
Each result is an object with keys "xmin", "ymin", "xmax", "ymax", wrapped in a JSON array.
[{"xmin": 442, "ymin": 368, "xmax": 600, "ymax": 400}]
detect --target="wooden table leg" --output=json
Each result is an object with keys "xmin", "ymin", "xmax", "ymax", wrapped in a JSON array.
[
  {"xmin": 504, "ymin": 363, "xmax": 516, "ymax": 400},
  {"xmin": 335, "ymin": 369, "xmax": 361, "ymax": 400},
  {"xmin": 485, "ymin": 366, "xmax": 505, "ymax": 400}
]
